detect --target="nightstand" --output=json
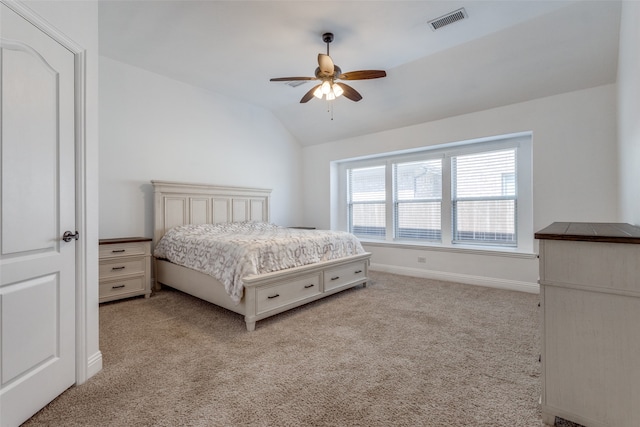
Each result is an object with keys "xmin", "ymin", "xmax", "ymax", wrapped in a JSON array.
[{"xmin": 99, "ymin": 237, "xmax": 152, "ymax": 303}]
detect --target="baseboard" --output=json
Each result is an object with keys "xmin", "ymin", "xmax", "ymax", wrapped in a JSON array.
[
  {"xmin": 370, "ymin": 263, "xmax": 539, "ymax": 294},
  {"xmin": 86, "ymin": 350, "xmax": 103, "ymax": 380}
]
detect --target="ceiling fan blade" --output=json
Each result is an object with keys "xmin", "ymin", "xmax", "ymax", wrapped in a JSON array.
[
  {"xmin": 300, "ymin": 84, "xmax": 321, "ymax": 103},
  {"xmin": 317, "ymin": 53, "xmax": 334, "ymax": 76},
  {"xmin": 335, "ymin": 82, "xmax": 362, "ymax": 102},
  {"xmin": 338, "ymin": 70, "xmax": 387, "ymax": 80},
  {"xmin": 270, "ymin": 77, "xmax": 316, "ymax": 82}
]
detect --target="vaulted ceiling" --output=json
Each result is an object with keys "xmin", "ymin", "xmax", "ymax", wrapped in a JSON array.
[{"xmin": 99, "ymin": 1, "xmax": 621, "ymax": 146}]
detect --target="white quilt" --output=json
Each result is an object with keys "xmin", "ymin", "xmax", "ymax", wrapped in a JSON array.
[{"xmin": 153, "ymin": 222, "xmax": 366, "ymax": 303}]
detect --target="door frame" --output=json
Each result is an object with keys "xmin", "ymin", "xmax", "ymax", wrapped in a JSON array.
[{"xmin": 2, "ymin": 0, "xmax": 91, "ymax": 384}]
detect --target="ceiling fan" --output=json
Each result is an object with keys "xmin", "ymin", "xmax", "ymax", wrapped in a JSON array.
[{"xmin": 270, "ymin": 32, "xmax": 387, "ymax": 103}]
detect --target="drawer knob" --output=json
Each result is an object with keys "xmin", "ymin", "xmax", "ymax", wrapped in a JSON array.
[
  {"xmin": 354, "ymin": 270, "xmax": 362, "ymax": 274},
  {"xmin": 112, "ymin": 249, "xmax": 126, "ymax": 253},
  {"xmin": 331, "ymin": 276, "xmax": 340, "ymax": 281},
  {"xmin": 112, "ymin": 284, "xmax": 125, "ymax": 289},
  {"xmin": 112, "ymin": 266, "xmax": 125, "ymax": 271},
  {"xmin": 304, "ymin": 284, "xmax": 315, "ymax": 289},
  {"xmin": 267, "ymin": 294, "xmax": 280, "ymax": 299}
]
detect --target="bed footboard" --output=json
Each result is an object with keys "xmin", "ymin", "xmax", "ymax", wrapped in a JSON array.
[{"xmin": 155, "ymin": 253, "xmax": 370, "ymax": 331}]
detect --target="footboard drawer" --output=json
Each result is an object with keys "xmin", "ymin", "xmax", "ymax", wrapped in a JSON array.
[
  {"xmin": 256, "ymin": 273, "xmax": 322, "ymax": 315},
  {"xmin": 324, "ymin": 260, "xmax": 368, "ymax": 292}
]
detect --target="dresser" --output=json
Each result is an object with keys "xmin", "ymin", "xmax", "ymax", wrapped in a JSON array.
[
  {"xmin": 99, "ymin": 237, "xmax": 152, "ymax": 303},
  {"xmin": 536, "ymin": 222, "xmax": 640, "ymax": 427}
]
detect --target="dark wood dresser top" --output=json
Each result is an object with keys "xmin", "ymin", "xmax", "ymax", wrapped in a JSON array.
[
  {"xmin": 535, "ymin": 222, "xmax": 640, "ymax": 244},
  {"xmin": 99, "ymin": 237, "xmax": 152, "ymax": 245}
]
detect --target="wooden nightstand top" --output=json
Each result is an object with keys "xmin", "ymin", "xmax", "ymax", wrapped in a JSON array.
[{"xmin": 99, "ymin": 237, "xmax": 152, "ymax": 245}]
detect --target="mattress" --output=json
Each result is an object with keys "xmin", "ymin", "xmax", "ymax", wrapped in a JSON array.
[{"xmin": 153, "ymin": 222, "xmax": 366, "ymax": 302}]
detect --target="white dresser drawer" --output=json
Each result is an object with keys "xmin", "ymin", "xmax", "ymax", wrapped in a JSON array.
[
  {"xmin": 99, "ymin": 276, "xmax": 146, "ymax": 302},
  {"xmin": 99, "ymin": 256, "xmax": 146, "ymax": 279},
  {"xmin": 256, "ymin": 273, "xmax": 321, "ymax": 315},
  {"xmin": 324, "ymin": 260, "xmax": 367, "ymax": 292},
  {"xmin": 541, "ymin": 239, "xmax": 640, "ymax": 293},
  {"xmin": 99, "ymin": 241, "xmax": 149, "ymax": 259}
]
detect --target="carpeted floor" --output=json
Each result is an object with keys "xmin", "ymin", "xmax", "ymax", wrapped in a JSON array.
[{"xmin": 25, "ymin": 271, "xmax": 548, "ymax": 426}]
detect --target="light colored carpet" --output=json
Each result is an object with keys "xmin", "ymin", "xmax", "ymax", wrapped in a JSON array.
[{"xmin": 25, "ymin": 271, "xmax": 546, "ymax": 426}]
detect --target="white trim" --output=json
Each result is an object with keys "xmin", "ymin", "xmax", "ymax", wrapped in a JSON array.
[
  {"xmin": 2, "ymin": 0, "xmax": 94, "ymax": 385},
  {"xmin": 370, "ymin": 263, "xmax": 540, "ymax": 294},
  {"xmin": 86, "ymin": 350, "xmax": 103, "ymax": 379},
  {"xmin": 362, "ymin": 240, "xmax": 538, "ymax": 259}
]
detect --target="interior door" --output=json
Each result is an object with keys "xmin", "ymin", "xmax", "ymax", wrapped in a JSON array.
[{"xmin": 0, "ymin": 3, "xmax": 77, "ymax": 426}]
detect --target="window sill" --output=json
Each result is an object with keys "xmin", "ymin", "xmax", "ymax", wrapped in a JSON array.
[{"xmin": 359, "ymin": 239, "xmax": 538, "ymax": 259}]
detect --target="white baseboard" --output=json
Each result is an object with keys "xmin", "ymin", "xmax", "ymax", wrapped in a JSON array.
[
  {"xmin": 370, "ymin": 263, "xmax": 539, "ymax": 294},
  {"xmin": 86, "ymin": 350, "xmax": 103, "ymax": 380}
]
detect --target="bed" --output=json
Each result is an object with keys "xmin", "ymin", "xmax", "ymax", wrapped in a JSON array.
[{"xmin": 152, "ymin": 180, "xmax": 371, "ymax": 331}]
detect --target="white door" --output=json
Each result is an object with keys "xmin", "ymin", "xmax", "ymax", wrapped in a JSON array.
[{"xmin": 0, "ymin": 3, "xmax": 77, "ymax": 426}]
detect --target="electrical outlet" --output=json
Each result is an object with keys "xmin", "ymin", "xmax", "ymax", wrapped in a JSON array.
[{"xmin": 417, "ymin": 257, "xmax": 426, "ymax": 263}]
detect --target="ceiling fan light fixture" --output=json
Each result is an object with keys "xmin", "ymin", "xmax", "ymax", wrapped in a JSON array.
[
  {"xmin": 332, "ymin": 83, "xmax": 344, "ymax": 97},
  {"xmin": 313, "ymin": 86, "xmax": 323, "ymax": 99},
  {"xmin": 321, "ymin": 80, "xmax": 331, "ymax": 94}
]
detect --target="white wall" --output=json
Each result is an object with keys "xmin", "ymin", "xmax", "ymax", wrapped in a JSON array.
[
  {"xmin": 99, "ymin": 56, "xmax": 302, "ymax": 239},
  {"xmin": 24, "ymin": 0, "xmax": 101, "ymax": 380},
  {"xmin": 302, "ymin": 84, "xmax": 618, "ymax": 290},
  {"xmin": 618, "ymin": 1, "xmax": 640, "ymax": 226}
]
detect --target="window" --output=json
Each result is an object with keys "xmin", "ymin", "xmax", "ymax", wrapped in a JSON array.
[
  {"xmin": 336, "ymin": 133, "xmax": 532, "ymax": 253},
  {"xmin": 347, "ymin": 166, "xmax": 386, "ymax": 238},
  {"xmin": 393, "ymin": 159, "xmax": 442, "ymax": 241},
  {"xmin": 452, "ymin": 149, "xmax": 517, "ymax": 246}
]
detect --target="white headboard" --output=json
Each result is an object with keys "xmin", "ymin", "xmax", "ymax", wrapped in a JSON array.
[{"xmin": 152, "ymin": 180, "xmax": 271, "ymax": 243}]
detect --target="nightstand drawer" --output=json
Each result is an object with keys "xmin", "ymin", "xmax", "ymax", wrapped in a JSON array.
[
  {"xmin": 99, "ymin": 241, "xmax": 149, "ymax": 259},
  {"xmin": 99, "ymin": 276, "xmax": 145, "ymax": 302},
  {"xmin": 99, "ymin": 256, "xmax": 146, "ymax": 279}
]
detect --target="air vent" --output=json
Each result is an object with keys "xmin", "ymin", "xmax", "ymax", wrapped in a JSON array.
[
  {"xmin": 428, "ymin": 8, "xmax": 468, "ymax": 31},
  {"xmin": 285, "ymin": 81, "xmax": 308, "ymax": 88}
]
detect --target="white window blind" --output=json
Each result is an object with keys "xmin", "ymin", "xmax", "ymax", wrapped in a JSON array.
[
  {"xmin": 347, "ymin": 165, "xmax": 386, "ymax": 238},
  {"xmin": 393, "ymin": 159, "xmax": 442, "ymax": 241},
  {"xmin": 451, "ymin": 148, "xmax": 517, "ymax": 246}
]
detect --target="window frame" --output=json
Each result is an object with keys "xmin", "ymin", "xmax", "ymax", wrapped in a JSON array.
[{"xmin": 335, "ymin": 133, "xmax": 533, "ymax": 254}]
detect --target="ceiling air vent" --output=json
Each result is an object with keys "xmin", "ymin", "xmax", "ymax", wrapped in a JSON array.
[{"xmin": 428, "ymin": 8, "xmax": 468, "ymax": 31}]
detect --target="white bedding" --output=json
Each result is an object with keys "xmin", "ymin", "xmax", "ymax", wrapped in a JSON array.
[{"xmin": 153, "ymin": 222, "xmax": 366, "ymax": 303}]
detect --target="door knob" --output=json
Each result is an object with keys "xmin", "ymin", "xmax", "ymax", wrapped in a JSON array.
[{"xmin": 62, "ymin": 230, "xmax": 80, "ymax": 242}]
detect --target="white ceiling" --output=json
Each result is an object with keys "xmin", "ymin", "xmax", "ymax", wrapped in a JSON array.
[{"xmin": 98, "ymin": 0, "xmax": 621, "ymax": 146}]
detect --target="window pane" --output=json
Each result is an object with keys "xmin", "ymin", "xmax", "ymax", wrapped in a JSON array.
[
  {"xmin": 348, "ymin": 166, "xmax": 385, "ymax": 202},
  {"xmin": 350, "ymin": 203, "xmax": 386, "ymax": 237},
  {"xmin": 348, "ymin": 166, "xmax": 386, "ymax": 238},
  {"xmin": 453, "ymin": 200, "xmax": 516, "ymax": 244},
  {"xmin": 453, "ymin": 150, "xmax": 516, "ymax": 198},
  {"xmin": 395, "ymin": 160, "xmax": 442, "ymax": 200},
  {"xmin": 452, "ymin": 149, "xmax": 517, "ymax": 246},
  {"xmin": 396, "ymin": 202, "xmax": 441, "ymax": 240}
]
